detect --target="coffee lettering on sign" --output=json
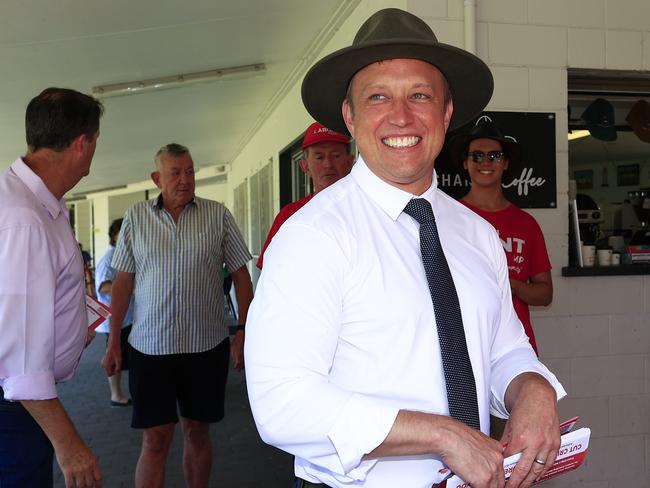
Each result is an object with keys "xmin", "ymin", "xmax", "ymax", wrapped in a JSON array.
[{"xmin": 502, "ymin": 167, "xmax": 546, "ymax": 196}]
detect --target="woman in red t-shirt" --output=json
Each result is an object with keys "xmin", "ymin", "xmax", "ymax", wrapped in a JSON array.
[{"xmin": 448, "ymin": 116, "xmax": 552, "ymax": 355}]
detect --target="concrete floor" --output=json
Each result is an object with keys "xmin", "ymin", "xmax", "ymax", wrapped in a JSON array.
[{"xmin": 54, "ymin": 329, "xmax": 294, "ymax": 488}]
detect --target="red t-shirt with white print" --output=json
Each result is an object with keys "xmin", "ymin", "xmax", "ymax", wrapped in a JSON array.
[{"xmin": 461, "ymin": 201, "xmax": 551, "ymax": 354}]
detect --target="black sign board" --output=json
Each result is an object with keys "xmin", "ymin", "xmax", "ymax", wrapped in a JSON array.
[{"xmin": 435, "ymin": 111, "xmax": 557, "ymax": 208}]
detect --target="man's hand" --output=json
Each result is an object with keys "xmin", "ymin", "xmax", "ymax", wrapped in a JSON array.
[
  {"xmin": 102, "ymin": 271, "xmax": 133, "ymax": 377},
  {"xmin": 55, "ymin": 436, "xmax": 102, "ymax": 488},
  {"xmin": 84, "ymin": 329, "xmax": 96, "ymax": 348},
  {"xmin": 501, "ymin": 373, "xmax": 560, "ymax": 488},
  {"xmin": 101, "ymin": 343, "xmax": 121, "ymax": 377},
  {"xmin": 230, "ymin": 330, "xmax": 245, "ymax": 370},
  {"xmin": 436, "ymin": 417, "xmax": 506, "ymax": 488},
  {"xmin": 21, "ymin": 398, "xmax": 102, "ymax": 487},
  {"xmin": 365, "ymin": 411, "xmax": 506, "ymax": 488}
]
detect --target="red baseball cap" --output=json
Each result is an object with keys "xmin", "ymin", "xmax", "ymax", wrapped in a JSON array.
[{"xmin": 301, "ymin": 122, "xmax": 350, "ymax": 149}]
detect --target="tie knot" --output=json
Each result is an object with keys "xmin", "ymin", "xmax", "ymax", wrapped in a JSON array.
[{"xmin": 403, "ymin": 198, "xmax": 434, "ymax": 225}]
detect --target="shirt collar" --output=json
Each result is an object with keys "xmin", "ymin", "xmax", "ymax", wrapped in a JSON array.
[
  {"xmin": 10, "ymin": 158, "xmax": 67, "ymax": 219},
  {"xmin": 350, "ymin": 154, "xmax": 439, "ymax": 221},
  {"xmin": 152, "ymin": 193, "xmax": 197, "ymax": 210}
]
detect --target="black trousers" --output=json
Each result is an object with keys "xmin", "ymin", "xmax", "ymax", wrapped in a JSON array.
[{"xmin": 0, "ymin": 387, "xmax": 54, "ymax": 487}]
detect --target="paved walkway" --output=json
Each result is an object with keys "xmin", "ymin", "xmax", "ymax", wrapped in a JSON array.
[{"xmin": 54, "ymin": 328, "xmax": 293, "ymax": 487}]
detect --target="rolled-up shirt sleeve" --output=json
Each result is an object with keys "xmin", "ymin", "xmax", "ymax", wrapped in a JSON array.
[
  {"xmin": 486, "ymin": 231, "xmax": 566, "ymax": 418},
  {"xmin": 245, "ymin": 221, "xmax": 398, "ymax": 480},
  {"xmin": 0, "ymin": 224, "xmax": 57, "ymax": 400}
]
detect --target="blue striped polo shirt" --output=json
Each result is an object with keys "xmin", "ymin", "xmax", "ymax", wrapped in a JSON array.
[{"xmin": 112, "ymin": 196, "xmax": 251, "ymax": 355}]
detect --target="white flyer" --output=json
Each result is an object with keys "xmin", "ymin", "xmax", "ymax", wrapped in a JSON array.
[
  {"xmin": 86, "ymin": 294, "xmax": 112, "ymax": 330},
  {"xmin": 445, "ymin": 427, "xmax": 591, "ymax": 488}
]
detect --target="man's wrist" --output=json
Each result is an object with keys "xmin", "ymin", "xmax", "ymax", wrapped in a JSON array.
[{"xmin": 235, "ymin": 324, "xmax": 245, "ymax": 332}]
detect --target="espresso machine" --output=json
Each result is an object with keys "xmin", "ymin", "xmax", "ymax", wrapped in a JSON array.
[
  {"xmin": 628, "ymin": 188, "xmax": 650, "ymax": 247},
  {"xmin": 576, "ymin": 194, "xmax": 604, "ymax": 245}
]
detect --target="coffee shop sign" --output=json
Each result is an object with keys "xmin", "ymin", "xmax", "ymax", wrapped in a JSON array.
[{"xmin": 438, "ymin": 167, "xmax": 546, "ymax": 196}]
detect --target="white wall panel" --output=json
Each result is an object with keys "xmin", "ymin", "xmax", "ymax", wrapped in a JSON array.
[
  {"xmin": 477, "ymin": 0, "xmax": 527, "ymax": 24},
  {"xmin": 488, "ymin": 66, "xmax": 529, "ymax": 108},
  {"xmin": 569, "ymin": 29, "xmax": 606, "ymax": 68},
  {"xmin": 528, "ymin": 0, "xmax": 605, "ymax": 28},
  {"xmin": 605, "ymin": 30, "xmax": 644, "ymax": 69},
  {"xmin": 489, "ymin": 24, "xmax": 567, "ymax": 67},
  {"xmin": 530, "ymin": 68, "xmax": 567, "ymax": 109}
]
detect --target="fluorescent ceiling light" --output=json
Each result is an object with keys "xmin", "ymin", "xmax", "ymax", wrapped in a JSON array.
[
  {"xmin": 568, "ymin": 129, "xmax": 590, "ymax": 141},
  {"xmin": 92, "ymin": 63, "xmax": 266, "ymax": 98}
]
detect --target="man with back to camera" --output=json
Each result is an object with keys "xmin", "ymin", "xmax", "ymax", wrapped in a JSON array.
[
  {"xmin": 102, "ymin": 143, "xmax": 253, "ymax": 488},
  {"xmin": 256, "ymin": 122, "xmax": 354, "ymax": 269},
  {"xmin": 0, "ymin": 87, "xmax": 103, "ymax": 487},
  {"xmin": 245, "ymin": 8, "xmax": 566, "ymax": 488}
]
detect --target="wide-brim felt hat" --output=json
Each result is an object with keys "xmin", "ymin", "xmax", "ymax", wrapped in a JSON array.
[
  {"xmin": 447, "ymin": 115, "xmax": 523, "ymax": 167},
  {"xmin": 301, "ymin": 8, "xmax": 494, "ymax": 136}
]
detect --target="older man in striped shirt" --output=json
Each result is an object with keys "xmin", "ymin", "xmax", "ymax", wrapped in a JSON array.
[{"xmin": 102, "ymin": 143, "xmax": 253, "ymax": 488}]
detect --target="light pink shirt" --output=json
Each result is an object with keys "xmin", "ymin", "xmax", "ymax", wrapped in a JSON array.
[{"xmin": 0, "ymin": 158, "xmax": 86, "ymax": 400}]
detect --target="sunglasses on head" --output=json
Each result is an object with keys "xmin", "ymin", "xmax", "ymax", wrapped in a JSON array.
[{"xmin": 466, "ymin": 150, "xmax": 505, "ymax": 163}]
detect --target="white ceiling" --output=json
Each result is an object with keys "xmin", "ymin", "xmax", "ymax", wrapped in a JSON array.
[{"xmin": 0, "ymin": 0, "xmax": 350, "ymax": 195}]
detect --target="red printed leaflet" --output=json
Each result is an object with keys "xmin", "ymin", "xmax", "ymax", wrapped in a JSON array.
[
  {"xmin": 86, "ymin": 294, "xmax": 112, "ymax": 330},
  {"xmin": 445, "ymin": 417, "xmax": 590, "ymax": 488}
]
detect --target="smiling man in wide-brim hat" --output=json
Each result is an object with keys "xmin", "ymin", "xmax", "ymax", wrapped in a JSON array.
[
  {"xmin": 246, "ymin": 8, "xmax": 565, "ymax": 488},
  {"xmin": 302, "ymin": 7, "xmax": 494, "ymax": 198},
  {"xmin": 302, "ymin": 8, "xmax": 493, "ymax": 135}
]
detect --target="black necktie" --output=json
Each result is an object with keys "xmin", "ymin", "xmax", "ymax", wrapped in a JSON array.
[{"xmin": 404, "ymin": 198, "xmax": 480, "ymax": 430}]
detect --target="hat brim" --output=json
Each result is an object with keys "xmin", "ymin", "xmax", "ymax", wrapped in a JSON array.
[
  {"xmin": 301, "ymin": 40, "xmax": 494, "ymax": 136},
  {"xmin": 447, "ymin": 132, "xmax": 523, "ymax": 167},
  {"xmin": 585, "ymin": 125, "xmax": 617, "ymax": 142}
]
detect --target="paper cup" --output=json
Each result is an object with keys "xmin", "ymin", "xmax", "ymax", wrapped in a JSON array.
[
  {"xmin": 581, "ymin": 245, "xmax": 596, "ymax": 267},
  {"xmin": 597, "ymin": 249, "xmax": 612, "ymax": 266}
]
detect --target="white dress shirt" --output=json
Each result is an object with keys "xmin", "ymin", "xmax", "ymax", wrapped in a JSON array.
[
  {"xmin": 245, "ymin": 156, "xmax": 566, "ymax": 488},
  {"xmin": 0, "ymin": 159, "xmax": 86, "ymax": 401}
]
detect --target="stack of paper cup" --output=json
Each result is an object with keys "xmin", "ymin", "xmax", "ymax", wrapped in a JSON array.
[{"xmin": 582, "ymin": 245, "xmax": 596, "ymax": 267}]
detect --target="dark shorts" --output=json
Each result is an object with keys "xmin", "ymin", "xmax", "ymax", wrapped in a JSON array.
[
  {"xmin": 128, "ymin": 338, "xmax": 230, "ymax": 429},
  {"xmin": 104, "ymin": 325, "xmax": 132, "ymax": 371},
  {"xmin": 0, "ymin": 388, "xmax": 54, "ymax": 487}
]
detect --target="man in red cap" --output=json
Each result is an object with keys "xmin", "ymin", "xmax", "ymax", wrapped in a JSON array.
[{"xmin": 256, "ymin": 122, "xmax": 353, "ymax": 269}]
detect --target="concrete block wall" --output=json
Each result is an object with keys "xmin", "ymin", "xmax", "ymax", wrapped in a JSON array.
[{"xmin": 410, "ymin": 1, "xmax": 650, "ymax": 486}]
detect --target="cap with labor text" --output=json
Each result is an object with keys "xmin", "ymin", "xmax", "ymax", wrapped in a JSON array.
[{"xmin": 302, "ymin": 122, "xmax": 350, "ymax": 149}]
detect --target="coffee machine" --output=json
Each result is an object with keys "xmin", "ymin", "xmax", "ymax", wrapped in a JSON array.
[
  {"xmin": 628, "ymin": 189, "xmax": 650, "ymax": 226},
  {"xmin": 628, "ymin": 188, "xmax": 650, "ymax": 247},
  {"xmin": 576, "ymin": 194, "xmax": 604, "ymax": 245}
]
